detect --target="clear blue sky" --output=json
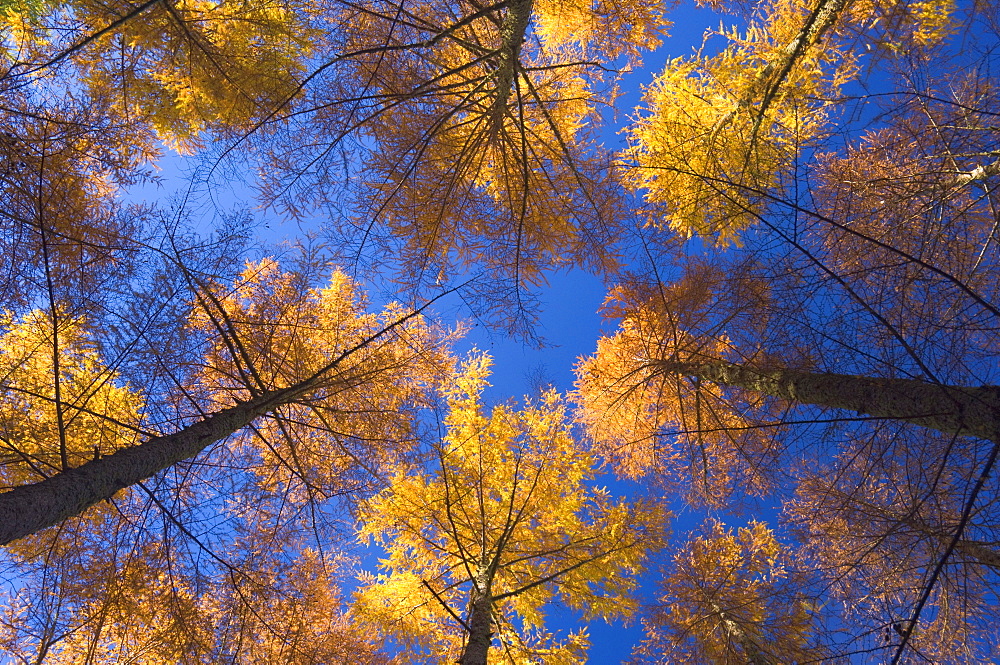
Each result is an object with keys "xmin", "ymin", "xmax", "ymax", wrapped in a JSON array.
[{"xmin": 118, "ymin": 3, "xmax": 746, "ymax": 660}]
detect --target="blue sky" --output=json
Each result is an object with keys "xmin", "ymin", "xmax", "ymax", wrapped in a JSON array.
[{"xmin": 113, "ymin": 3, "xmax": 763, "ymax": 660}]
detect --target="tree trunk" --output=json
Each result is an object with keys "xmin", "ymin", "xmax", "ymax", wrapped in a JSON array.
[
  {"xmin": 0, "ymin": 302, "xmax": 434, "ymax": 546},
  {"xmin": 657, "ymin": 359, "xmax": 1000, "ymax": 441},
  {"xmin": 459, "ymin": 568, "xmax": 495, "ymax": 665},
  {"xmin": 818, "ymin": 488, "xmax": 1000, "ymax": 570},
  {"xmin": 954, "ymin": 539, "xmax": 1000, "ymax": 568},
  {"xmin": 0, "ymin": 386, "xmax": 306, "ymax": 545},
  {"xmin": 488, "ymin": 0, "xmax": 533, "ymax": 129}
]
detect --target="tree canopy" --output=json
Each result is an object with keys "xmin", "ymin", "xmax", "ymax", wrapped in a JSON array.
[{"xmin": 1, "ymin": 0, "xmax": 999, "ymax": 661}]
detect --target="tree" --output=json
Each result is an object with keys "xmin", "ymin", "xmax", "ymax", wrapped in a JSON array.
[
  {"xmin": 2, "ymin": 0, "xmax": 1000, "ymax": 659},
  {"xmin": 622, "ymin": 0, "xmax": 960, "ymax": 241},
  {"xmin": 576, "ymin": 15, "xmax": 1000, "ymax": 656},
  {"xmin": 633, "ymin": 519, "xmax": 835, "ymax": 664},
  {"xmin": 0, "ymin": 258, "xmax": 452, "ymax": 544},
  {"xmin": 784, "ymin": 432, "xmax": 1000, "ymax": 660},
  {"xmin": 254, "ymin": 0, "xmax": 669, "ymax": 331},
  {"xmin": 2, "ymin": 0, "xmax": 314, "ymax": 151},
  {"xmin": 568, "ymin": 0, "xmax": 1000, "ymax": 657},
  {"xmin": 575, "ymin": 244, "xmax": 1000, "ymax": 659},
  {"xmin": 0, "ymin": 257, "xmax": 457, "ymax": 660},
  {"xmin": 353, "ymin": 354, "xmax": 663, "ymax": 663}
]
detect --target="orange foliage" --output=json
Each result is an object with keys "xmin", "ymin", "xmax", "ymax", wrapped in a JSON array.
[
  {"xmin": 188, "ymin": 257, "xmax": 456, "ymax": 499},
  {"xmin": 635, "ymin": 519, "xmax": 832, "ymax": 664},
  {"xmin": 575, "ymin": 265, "xmax": 783, "ymax": 506}
]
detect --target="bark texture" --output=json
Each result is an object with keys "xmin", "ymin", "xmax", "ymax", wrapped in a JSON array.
[
  {"xmin": 658, "ymin": 359, "xmax": 1000, "ymax": 441},
  {"xmin": 488, "ymin": 0, "xmax": 533, "ymax": 128},
  {"xmin": 0, "ymin": 386, "xmax": 302, "ymax": 545},
  {"xmin": 954, "ymin": 539, "xmax": 1000, "ymax": 569},
  {"xmin": 459, "ymin": 568, "xmax": 495, "ymax": 665}
]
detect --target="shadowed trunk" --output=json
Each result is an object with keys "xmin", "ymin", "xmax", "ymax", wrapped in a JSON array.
[
  {"xmin": 459, "ymin": 567, "xmax": 495, "ymax": 665},
  {"xmin": 657, "ymin": 359, "xmax": 1000, "ymax": 441},
  {"xmin": 818, "ymin": 488, "xmax": 1000, "ymax": 570},
  {"xmin": 0, "ymin": 385, "xmax": 306, "ymax": 545}
]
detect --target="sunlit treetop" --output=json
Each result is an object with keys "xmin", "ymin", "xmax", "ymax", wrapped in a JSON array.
[
  {"xmin": 532, "ymin": 0, "xmax": 670, "ymax": 60},
  {"xmin": 187, "ymin": 257, "xmax": 457, "ymax": 500},
  {"xmin": 354, "ymin": 354, "xmax": 665, "ymax": 662},
  {"xmin": 622, "ymin": 0, "xmax": 960, "ymax": 243},
  {"xmin": 574, "ymin": 265, "xmax": 783, "ymax": 507},
  {"xmin": 0, "ymin": 265, "xmax": 456, "ymax": 662},
  {"xmin": 2, "ymin": 0, "xmax": 318, "ymax": 152},
  {"xmin": 258, "ymin": 0, "xmax": 670, "ymax": 316}
]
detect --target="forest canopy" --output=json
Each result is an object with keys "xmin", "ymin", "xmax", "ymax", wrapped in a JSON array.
[{"xmin": 1, "ymin": 0, "xmax": 999, "ymax": 662}]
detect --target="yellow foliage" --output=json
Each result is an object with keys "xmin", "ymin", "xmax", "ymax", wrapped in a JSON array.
[
  {"xmin": 354, "ymin": 354, "xmax": 664, "ymax": 662},
  {"xmin": 0, "ymin": 309, "xmax": 144, "ymax": 484},
  {"xmin": 1, "ymin": 538, "xmax": 390, "ymax": 663},
  {"xmin": 622, "ymin": 0, "xmax": 960, "ymax": 243},
  {"xmin": 3, "ymin": 0, "xmax": 316, "ymax": 150},
  {"xmin": 202, "ymin": 548, "xmax": 393, "ymax": 664},
  {"xmin": 623, "ymin": 0, "xmax": 857, "ymax": 243},
  {"xmin": 0, "ymin": 108, "xmax": 147, "ymax": 298},
  {"xmin": 910, "ymin": 0, "xmax": 957, "ymax": 45},
  {"xmin": 636, "ymin": 519, "xmax": 825, "ymax": 663},
  {"xmin": 30, "ymin": 547, "xmax": 215, "ymax": 664},
  {"xmin": 533, "ymin": 0, "xmax": 669, "ymax": 60},
  {"xmin": 321, "ymin": 0, "xmax": 669, "ymax": 290},
  {"xmin": 189, "ymin": 258, "xmax": 455, "ymax": 499}
]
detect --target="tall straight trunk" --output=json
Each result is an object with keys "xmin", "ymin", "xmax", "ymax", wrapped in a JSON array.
[
  {"xmin": 459, "ymin": 568, "xmax": 495, "ymax": 665},
  {"xmin": 657, "ymin": 359, "xmax": 1000, "ymax": 441},
  {"xmin": 488, "ymin": 0, "xmax": 533, "ymax": 129},
  {"xmin": 0, "ymin": 301, "xmax": 436, "ymax": 546},
  {"xmin": 0, "ymin": 385, "xmax": 306, "ymax": 546}
]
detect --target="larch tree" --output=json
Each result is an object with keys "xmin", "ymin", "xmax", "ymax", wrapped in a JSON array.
[
  {"xmin": 2, "ymin": 0, "xmax": 999, "ymax": 660},
  {"xmin": 576, "ymin": 218, "xmax": 1000, "ymax": 659},
  {"xmin": 785, "ymin": 435, "xmax": 1000, "ymax": 660},
  {"xmin": 576, "ymin": 0, "xmax": 1000, "ymax": 659},
  {"xmin": 0, "ymin": 255, "xmax": 455, "ymax": 661},
  {"xmin": 353, "ymin": 354, "xmax": 663, "ymax": 664},
  {"xmin": 633, "ymin": 519, "xmax": 837, "ymax": 664},
  {"xmin": 254, "ymin": 0, "xmax": 669, "ymax": 331},
  {"xmin": 0, "ymin": 255, "xmax": 454, "ymax": 545}
]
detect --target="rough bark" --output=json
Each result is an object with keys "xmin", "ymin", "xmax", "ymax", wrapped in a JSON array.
[
  {"xmin": 954, "ymin": 156, "xmax": 1000, "ymax": 187},
  {"xmin": 488, "ymin": 0, "xmax": 533, "ymax": 130},
  {"xmin": 459, "ymin": 567, "xmax": 495, "ymax": 665},
  {"xmin": 657, "ymin": 359, "xmax": 1000, "ymax": 441},
  {"xmin": 954, "ymin": 539, "xmax": 1000, "ymax": 568},
  {"xmin": 0, "ymin": 385, "xmax": 307, "ymax": 546}
]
